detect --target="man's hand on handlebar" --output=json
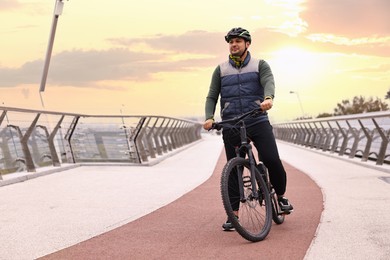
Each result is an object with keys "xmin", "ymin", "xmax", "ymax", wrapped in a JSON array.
[
  {"xmin": 203, "ymin": 119, "xmax": 214, "ymax": 130},
  {"xmin": 260, "ymin": 99, "xmax": 273, "ymax": 111}
]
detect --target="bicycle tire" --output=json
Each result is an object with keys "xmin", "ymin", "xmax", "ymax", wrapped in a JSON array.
[
  {"xmin": 257, "ymin": 163, "xmax": 285, "ymax": 224},
  {"xmin": 220, "ymin": 157, "xmax": 272, "ymax": 242}
]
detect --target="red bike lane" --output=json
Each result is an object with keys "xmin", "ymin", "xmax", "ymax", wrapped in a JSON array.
[{"xmin": 40, "ymin": 151, "xmax": 323, "ymax": 260}]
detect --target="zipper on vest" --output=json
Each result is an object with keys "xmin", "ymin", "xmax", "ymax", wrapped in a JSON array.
[{"xmin": 238, "ymin": 70, "xmax": 244, "ymax": 113}]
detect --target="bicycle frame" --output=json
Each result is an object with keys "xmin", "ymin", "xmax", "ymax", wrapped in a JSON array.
[
  {"xmin": 212, "ymin": 109, "xmax": 265, "ymax": 202},
  {"xmin": 235, "ymin": 120, "xmax": 260, "ymax": 202}
]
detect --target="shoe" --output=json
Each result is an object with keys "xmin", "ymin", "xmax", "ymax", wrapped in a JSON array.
[
  {"xmin": 278, "ymin": 196, "xmax": 294, "ymax": 213},
  {"xmin": 222, "ymin": 216, "xmax": 238, "ymax": 231},
  {"xmin": 222, "ymin": 219, "xmax": 235, "ymax": 231}
]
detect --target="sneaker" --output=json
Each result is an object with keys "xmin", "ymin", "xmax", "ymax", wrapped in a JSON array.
[
  {"xmin": 222, "ymin": 215, "xmax": 238, "ymax": 231},
  {"xmin": 278, "ymin": 196, "xmax": 294, "ymax": 213},
  {"xmin": 222, "ymin": 219, "xmax": 235, "ymax": 231}
]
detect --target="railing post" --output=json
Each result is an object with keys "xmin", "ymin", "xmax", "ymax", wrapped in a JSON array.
[
  {"xmin": 165, "ymin": 120, "xmax": 174, "ymax": 151},
  {"xmin": 36, "ymin": 125, "xmax": 59, "ymax": 166},
  {"xmin": 290, "ymin": 124, "xmax": 298, "ymax": 143},
  {"xmin": 8, "ymin": 114, "xmax": 41, "ymax": 172},
  {"xmin": 358, "ymin": 119, "xmax": 373, "ymax": 162},
  {"xmin": 346, "ymin": 120, "xmax": 360, "ymax": 158},
  {"xmin": 303, "ymin": 123, "xmax": 311, "ymax": 147},
  {"xmin": 298, "ymin": 123, "xmax": 305, "ymax": 145},
  {"xmin": 36, "ymin": 115, "xmax": 64, "ymax": 167},
  {"xmin": 0, "ymin": 110, "xmax": 6, "ymax": 126},
  {"xmin": 313, "ymin": 123, "xmax": 322, "ymax": 149},
  {"xmin": 318, "ymin": 122, "xmax": 327, "ymax": 151},
  {"xmin": 48, "ymin": 115, "xmax": 64, "ymax": 166},
  {"xmin": 170, "ymin": 121, "xmax": 180, "ymax": 150},
  {"xmin": 336, "ymin": 121, "xmax": 348, "ymax": 156},
  {"xmin": 64, "ymin": 116, "xmax": 80, "ymax": 163},
  {"xmin": 129, "ymin": 117, "xmax": 146, "ymax": 164},
  {"xmin": 159, "ymin": 119, "xmax": 170, "ymax": 153},
  {"xmin": 135, "ymin": 117, "xmax": 150, "ymax": 162},
  {"xmin": 307, "ymin": 123, "xmax": 316, "ymax": 148},
  {"xmin": 0, "ymin": 128, "xmax": 13, "ymax": 178},
  {"xmin": 145, "ymin": 118, "xmax": 158, "ymax": 159},
  {"xmin": 372, "ymin": 118, "xmax": 389, "ymax": 165},
  {"xmin": 0, "ymin": 115, "xmax": 5, "ymax": 179},
  {"xmin": 153, "ymin": 118, "xmax": 164, "ymax": 156}
]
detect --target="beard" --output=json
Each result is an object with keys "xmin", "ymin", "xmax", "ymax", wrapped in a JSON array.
[{"xmin": 230, "ymin": 49, "xmax": 245, "ymax": 58}]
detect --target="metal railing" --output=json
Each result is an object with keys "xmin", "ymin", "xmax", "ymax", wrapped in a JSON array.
[
  {"xmin": 273, "ymin": 111, "xmax": 390, "ymax": 165},
  {"xmin": 0, "ymin": 106, "xmax": 202, "ymax": 177}
]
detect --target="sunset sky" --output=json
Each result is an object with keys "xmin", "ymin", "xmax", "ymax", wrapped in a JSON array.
[{"xmin": 0, "ymin": 0, "xmax": 389, "ymax": 121}]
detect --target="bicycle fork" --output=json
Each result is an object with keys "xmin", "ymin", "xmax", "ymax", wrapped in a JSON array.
[{"xmin": 235, "ymin": 146, "xmax": 259, "ymax": 202}]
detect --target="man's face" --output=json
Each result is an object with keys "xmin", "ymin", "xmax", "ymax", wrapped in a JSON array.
[{"xmin": 228, "ymin": 37, "xmax": 250, "ymax": 57}]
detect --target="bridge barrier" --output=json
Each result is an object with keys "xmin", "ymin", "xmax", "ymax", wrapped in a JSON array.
[
  {"xmin": 0, "ymin": 106, "xmax": 202, "ymax": 177},
  {"xmin": 273, "ymin": 111, "xmax": 390, "ymax": 165}
]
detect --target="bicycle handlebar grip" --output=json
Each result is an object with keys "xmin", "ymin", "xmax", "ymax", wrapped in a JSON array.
[{"xmin": 211, "ymin": 123, "xmax": 222, "ymax": 131}]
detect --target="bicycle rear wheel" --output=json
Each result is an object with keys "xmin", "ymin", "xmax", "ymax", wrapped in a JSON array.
[
  {"xmin": 259, "ymin": 165, "xmax": 285, "ymax": 225},
  {"xmin": 220, "ymin": 157, "xmax": 272, "ymax": 242}
]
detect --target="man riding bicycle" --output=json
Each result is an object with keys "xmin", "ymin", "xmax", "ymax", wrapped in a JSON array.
[{"xmin": 203, "ymin": 27, "xmax": 293, "ymax": 231}]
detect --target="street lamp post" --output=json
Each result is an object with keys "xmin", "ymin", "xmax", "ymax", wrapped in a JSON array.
[
  {"xmin": 289, "ymin": 91, "xmax": 305, "ymax": 118},
  {"xmin": 39, "ymin": 0, "xmax": 67, "ymax": 93}
]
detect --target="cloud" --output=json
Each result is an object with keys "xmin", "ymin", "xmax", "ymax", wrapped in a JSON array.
[
  {"xmin": 0, "ymin": 61, "xmax": 42, "ymax": 86},
  {"xmin": 109, "ymin": 30, "xmax": 226, "ymax": 55},
  {"xmin": 0, "ymin": 26, "xmax": 388, "ymax": 90},
  {"xmin": 340, "ymin": 63, "xmax": 390, "ymax": 74},
  {"xmin": 0, "ymin": 30, "xmax": 232, "ymax": 89},
  {"xmin": 305, "ymin": 34, "xmax": 390, "ymax": 57},
  {"xmin": 264, "ymin": 0, "xmax": 308, "ymax": 37},
  {"xmin": 306, "ymin": 34, "xmax": 390, "ymax": 46},
  {"xmin": 301, "ymin": 0, "xmax": 390, "ymax": 37},
  {"xmin": 253, "ymin": 0, "xmax": 389, "ymax": 56},
  {"xmin": 267, "ymin": 17, "xmax": 308, "ymax": 37},
  {"xmin": 0, "ymin": 0, "xmax": 20, "ymax": 11},
  {"xmin": 0, "ymin": 47, "xmax": 219, "ymax": 88}
]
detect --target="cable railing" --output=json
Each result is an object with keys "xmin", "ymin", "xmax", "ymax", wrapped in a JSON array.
[
  {"xmin": 273, "ymin": 111, "xmax": 390, "ymax": 165},
  {"xmin": 0, "ymin": 106, "xmax": 202, "ymax": 178}
]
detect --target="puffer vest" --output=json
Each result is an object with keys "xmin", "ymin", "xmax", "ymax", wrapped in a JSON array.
[{"xmin": 219, "ymin": 52, "xmax": 268, "ymax": 126}]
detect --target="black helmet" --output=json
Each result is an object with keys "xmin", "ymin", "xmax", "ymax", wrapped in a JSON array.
[{"xmin": 225, "ymin": 27, "xmax": 252, "ymax": 43}]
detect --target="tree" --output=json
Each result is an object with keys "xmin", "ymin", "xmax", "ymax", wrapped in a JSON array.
[
  {"xmin": 333, "ymin": 96, "xmax": 388, "ymax": 116},
  {"xmin": 386, "ymin": 88, "xmax": 390, "ymax": 100},
  {"xmin": 317, "ymin": 112, "xmax": 333, "ymax": 118},
  {"xmin": 314, "ymin": 92, "xmax": 389, "ymax": 119}
]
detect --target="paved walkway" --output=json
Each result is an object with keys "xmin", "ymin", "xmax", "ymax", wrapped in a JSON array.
[
  {"xmin": 1, "ymin": 134, "xmax": 389, "ymax": 259},
  {"xmin": 277, "ymin": 142, "xmax": 390, "ymax": 260}
]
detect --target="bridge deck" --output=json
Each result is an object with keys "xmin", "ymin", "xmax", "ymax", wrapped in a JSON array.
[{"xmin": 1, "ymin": 134, "xmax": 389, "ymax": 259}]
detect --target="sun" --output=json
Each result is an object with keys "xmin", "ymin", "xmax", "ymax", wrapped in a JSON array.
[
  {"xmin": 271, "ymin": 47, "xmax": 318, "ymax": 74},
  {"xmin": 267, "ymin": 46, "xmax": 327, "ymax": 91}
]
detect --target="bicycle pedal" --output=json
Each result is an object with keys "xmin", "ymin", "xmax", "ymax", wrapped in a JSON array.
[{"xmin": 281, "ymin": 210, "xmax": 293, "ymax": 215}]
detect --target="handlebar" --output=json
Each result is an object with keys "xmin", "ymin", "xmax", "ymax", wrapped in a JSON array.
[{"xmin": 210, "ymin": 108, "xmax": 263, "ymax": 131}]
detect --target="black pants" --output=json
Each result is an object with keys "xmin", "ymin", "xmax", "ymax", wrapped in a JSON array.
[{"xmin": 222, "ymin": 120, "xmax": 287, "ymax": 210}]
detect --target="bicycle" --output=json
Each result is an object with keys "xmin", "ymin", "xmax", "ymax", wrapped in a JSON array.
[{"xmin": 211, "ymin": 109, "xmax": 285, "ymax": 242}]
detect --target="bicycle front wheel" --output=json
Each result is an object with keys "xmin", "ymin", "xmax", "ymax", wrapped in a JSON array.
[{"xmin": 220, "ymin": 157, "xmax": 272, "ymax": 242}]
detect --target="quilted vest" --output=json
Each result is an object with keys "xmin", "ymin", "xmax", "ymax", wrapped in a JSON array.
[{"xmin": 219, "ymin": 52, "xmax": 268, "ymax": 125}]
